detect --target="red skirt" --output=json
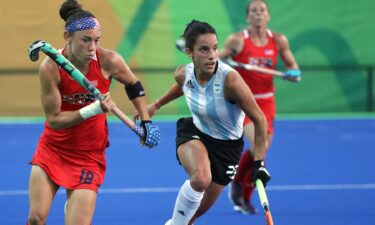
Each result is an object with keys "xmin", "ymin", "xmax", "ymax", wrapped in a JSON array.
[
  {"xmin": 30, "ymin": 140, "xmax": 106, "ymax": 192},
  {"xmin": 243, "ymin": 97, "xmax": 276, "ymax": 134}
]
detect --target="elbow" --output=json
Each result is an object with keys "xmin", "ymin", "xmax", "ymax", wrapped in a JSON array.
[
  {"xmin": 253, "ymin": 113, "xmax": 268, "ymax": 132},
  {"xmin": 46, "ymin": 118, "xmax": 62, "ymax": 130},
  {"xmin": 47, "ymin": 120, "xmax": 60, "ymax": 130},
  {"xmin": 261, "ymin": 117, "xmax": 268, "ymax": 132}
]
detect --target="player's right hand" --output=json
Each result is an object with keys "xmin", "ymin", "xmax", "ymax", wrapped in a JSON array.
[{"xmin": 252, "ymin": 160, "xmax": 271, "ymax": 187}]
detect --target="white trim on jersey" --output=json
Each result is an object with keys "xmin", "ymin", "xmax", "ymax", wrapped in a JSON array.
[{"xmin": 243, "ymin": 29, "xmax": 273, "ymax": 38}]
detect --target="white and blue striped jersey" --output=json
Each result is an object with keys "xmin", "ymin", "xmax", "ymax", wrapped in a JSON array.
[{"xmin": 182, "ymin": 61, "xmax": 245, "ymax": 140}]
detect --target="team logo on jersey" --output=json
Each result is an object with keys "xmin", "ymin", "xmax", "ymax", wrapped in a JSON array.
[
  {"xmin": 213, "ymin": 78, "xmax": 221, "ymax": 94},
  {"xmin": 249, "ymin": 58, "xmax": 258, "ymax": 65},
  {"xmin": 62, "ymin": 93, "xmax": 95, "ymax": 104},
  {"xmin": 264, "ymin": 49, "xmax": 274, "ymax": 55},
  {"xmin": 185, "ymin": 80, "xmax": 194, "ymax": 89},
  {"xmin": 249, "ymin": 57, "xmax": 273, "ymax": 68}
]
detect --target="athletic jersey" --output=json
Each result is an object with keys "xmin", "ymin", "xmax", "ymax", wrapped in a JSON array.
[
  {"xmin": 182, "ymin": 61, "xmax": 245, "ymax": 140},
  {"xmin": 232, "ymin": 29, "xmax": 278, "ymax": 96},
  {"xmin": 39, "ymin": 49, "xmax": 111, "ymax": 151}
]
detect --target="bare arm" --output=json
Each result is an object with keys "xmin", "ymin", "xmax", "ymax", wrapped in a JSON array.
[
  {"xmin": 132, "ymin": 66, "xmax": 184, "ymax": 121},
  {"xmin": 224, "ymin": 71, "xmax": 268, "ymax": 160},
  {"xmin": 39, "ymin": 58, "xmax": 86, "ymax": 129},
  {"xmin": 39, "ymin": 57, "xmax": 114, "ymax": 130},
  {"xmin": 154, "ymin": 65, "xmax": 185, "ymax": 107},
  {"xmin": 219, "ymin": 32, "xmax": 243, "ymax": 60},
  {"xmin": 99, "ymin": 48, "xmax": 151, "ymax": 121},
  {"xmin": 142, "ymin": 66, "xmax": 184, "ymax": 119},
  {"xmin": 153, "ymin": 83, "xmax": 183, "ymax": 108},
  {"xmin": 275, "ymin": 33, "xmax": 299, "ymax": 70}
]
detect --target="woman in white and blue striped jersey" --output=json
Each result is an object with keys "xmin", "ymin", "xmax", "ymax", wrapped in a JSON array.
[{"xmin": 136, "ymin": 20, "xmax": 271, "ymax": 225}]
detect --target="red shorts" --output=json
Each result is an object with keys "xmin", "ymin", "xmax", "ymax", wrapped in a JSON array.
[
  {"xmin": 244, "ymin": 97, "xmax": 276, "ymax": 134},
  {"xmin": 30, "ymin": 140, "xmax": 107, "ymax": 192}
]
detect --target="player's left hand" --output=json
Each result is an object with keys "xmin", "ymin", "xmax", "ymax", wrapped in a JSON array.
[
  {"xmin": 252, "ymin": 160, "xmax": 271, "ymax": 187},
  {"xmin": 140, "ymin": 120, "xmax": 160, "ymax": 148},
  {"xmin": 283, "ymin": 69, "xmax": 301, "ymax": 82}
]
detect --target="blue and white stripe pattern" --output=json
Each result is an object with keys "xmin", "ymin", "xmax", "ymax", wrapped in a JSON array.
[
  {"xmin": 66, "ymin": 17, "xmax": 101, "ymax": 33},
  {"xmin": 182, "ymin": 61, "xmax": 245, "ymax": 140}
]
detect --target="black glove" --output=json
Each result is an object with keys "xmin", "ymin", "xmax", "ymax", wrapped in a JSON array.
[
  {"xmin": 140, "ymin": 120, "xmax": 160, "ymax": 148},
  {"xmin": 252, "ymin": 160, "xmax": 271, "ymax": 187}
]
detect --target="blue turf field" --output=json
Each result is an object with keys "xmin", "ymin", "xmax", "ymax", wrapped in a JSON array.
[{"xmin": 1, "ymin": 117, "xmax": 374, "ymax": 224}]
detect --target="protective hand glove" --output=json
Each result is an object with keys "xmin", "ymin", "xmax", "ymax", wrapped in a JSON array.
[
  {"xmin": 283, "ymin": 69, "xmax": 301, "ymax": 82},
  {"xmin": 252, "ymin": 160, "xmax": 271, "ymax": 187},
  {"xmin": 140, "ymin": 120, "xmax": 160, "ymax": 148}
]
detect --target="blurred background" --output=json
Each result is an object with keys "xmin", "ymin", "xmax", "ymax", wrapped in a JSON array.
[{"xmin": 1, "ymin": 0, "xmax": 374, "ymax": 118}]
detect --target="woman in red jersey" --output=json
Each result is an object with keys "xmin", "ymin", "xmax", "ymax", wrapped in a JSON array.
[
  {"xmin": 219, "ymin": 0, "xmax": 301, "ymax": 214},
  {"xmin": 27, "ymin": 1, "xmax": 159, "ymax": 224}
]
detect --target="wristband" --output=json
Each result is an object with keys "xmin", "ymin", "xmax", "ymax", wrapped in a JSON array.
[{"xmin": 79, "ymin": 100, "xmax": 103, "ymax": 119}]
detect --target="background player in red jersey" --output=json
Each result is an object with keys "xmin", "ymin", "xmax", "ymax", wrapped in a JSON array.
[
  {"xmin": 26, "ymin": 1, "xmax": 159, "ymax": 225},
  {"xmin": 219, "ymin": 0, "xmax": 301, "ymax": 214}
]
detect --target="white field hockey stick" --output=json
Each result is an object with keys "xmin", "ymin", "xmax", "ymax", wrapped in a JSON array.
[
  {"xmin": 225, "ymin": 58, "xmax": 301, "ymax": 82},
  {"xmin": 224, "ymin": 58, "xmax": 284, "ymax": 78},
  {"xmin": 175, "ymin": 38, "xmax": 300, "ymax": 81},
  {"xmin": 28, "ymin": 40, "xmax": 145, "ymax": 138}
]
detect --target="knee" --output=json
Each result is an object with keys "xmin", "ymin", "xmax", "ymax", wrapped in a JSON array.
[
  {"xmin": 28, "ymin": 211, "xmax": 47, "ymax": 225},
  {"xmin": 190, "ymin": 170, "xmax": 211, "ymax": 192},
  {"xmin": 27, "ymin": 210, "xmax": 47, "ymax": 225}
]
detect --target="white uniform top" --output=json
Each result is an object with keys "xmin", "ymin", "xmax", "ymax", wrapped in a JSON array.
[{"xmin": 182, "ymin": 61, "xmax": 245, "ymax": 140}]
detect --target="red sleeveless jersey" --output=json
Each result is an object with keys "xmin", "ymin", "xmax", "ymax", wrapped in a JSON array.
[
  {"xmin": 40, "ymin": 50, "xmax": 111, "ymax": 151},
  {"xmin": 232, "ymin": 29, "xmax": 278, "ymax": 95}
]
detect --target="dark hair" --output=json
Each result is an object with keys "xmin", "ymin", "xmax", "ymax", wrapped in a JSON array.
[
  {"xmin": 182, "ymin": 20, "xmax": 217, "ymax": 50},
  {"xmin": 59, "ymin": 0, "xmax": 95, "ymax": 26},
  {"xmin": 246, "ymin": 0, "xmax": 269, "ymax": 15}
]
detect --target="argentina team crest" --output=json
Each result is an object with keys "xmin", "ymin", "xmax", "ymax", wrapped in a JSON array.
[{"xmin": 213, "ymin": 76, "xmax": 221, "ymax": 94}]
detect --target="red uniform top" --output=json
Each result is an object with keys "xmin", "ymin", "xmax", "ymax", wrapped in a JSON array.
[
  {"xmin": 39, "ymin": 49, "xmax": 111, "ymax": 151},
  {"xmin": 232, "ymin": 29, "xmax": 279, "ymax": 133},
  {"xmin": 232, "ymin": 29, "xmax": 278, "ymax": 95}
]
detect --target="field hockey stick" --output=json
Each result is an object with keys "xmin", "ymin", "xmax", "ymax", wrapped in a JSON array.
[
  {"xmin": 175, "ymin": 38, "xmax": 300, "ymax": 81},
  {"xmin": 224, "ymin": 58, "xmax": 284, "ymax": 78},
  {"xmin": 256, "ymin": 179, "xmax": 274, "ymax": 225},
  {"xmin": 28, "ymin": 40, "xmax": 145, "ymax": 138}
]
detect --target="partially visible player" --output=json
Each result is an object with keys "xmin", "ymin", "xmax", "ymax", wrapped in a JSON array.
[
  {"xmin": 219, "ymin": 0, "xmax": 301, "ymax": 214},
  {"xmin": 135, "ymin": 19, "xmax": 271, "ymax": 225},
  {"xmin": 26, "ymin": 1, "xmax": 159, "ymax": 225}
]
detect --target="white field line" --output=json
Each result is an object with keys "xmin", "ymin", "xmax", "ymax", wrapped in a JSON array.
[{"xmin": 1, "ymin": 183, "xmax": 374, "ymax": 196}]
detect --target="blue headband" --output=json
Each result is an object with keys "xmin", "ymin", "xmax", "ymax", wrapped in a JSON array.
[{"xmin": 65, "ymin": 17, "xmax": 101, "ymax": 33}]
